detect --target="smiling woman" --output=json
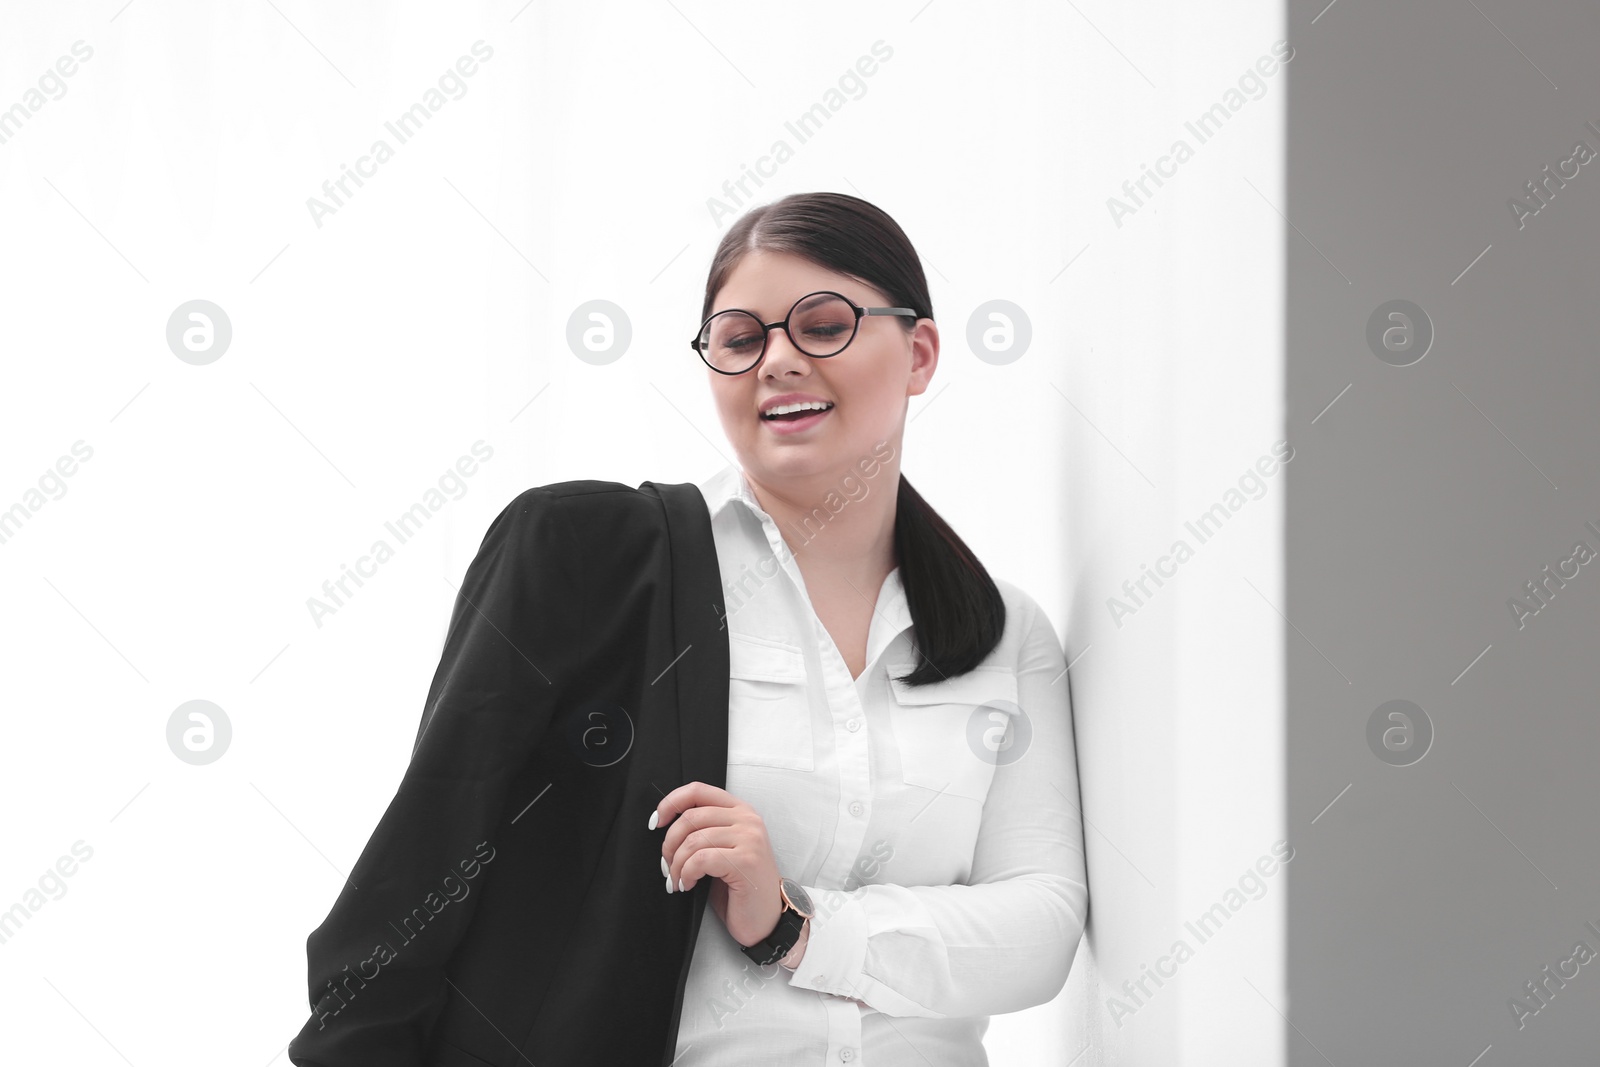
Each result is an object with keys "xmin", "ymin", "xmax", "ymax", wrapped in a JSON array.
[
  {"xmin": 668, "ymin": 192, "xmax": 1088, "ymax": 1063},
  {"xmin": 689, "ymin": 193, "xmax": 1012, "ymax": 686},
  {"xmin": 287, "ymin": 191, "xmax": 1088, "ymax": 1067}
]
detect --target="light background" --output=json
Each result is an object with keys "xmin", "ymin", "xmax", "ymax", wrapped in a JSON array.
[{"xmin": 0, "ymin": 2, "xmax": 1287, "ymax": 1064}]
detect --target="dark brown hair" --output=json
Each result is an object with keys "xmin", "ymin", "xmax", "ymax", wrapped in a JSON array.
[{"xmin": 699, "ymin": 191, "xmax": 1005, "ymax": 686}]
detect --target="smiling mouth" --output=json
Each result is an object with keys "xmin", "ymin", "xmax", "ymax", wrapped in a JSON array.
[{"xmin": 760, "ymin": 402, "xmax": 835, "ymax": 422}]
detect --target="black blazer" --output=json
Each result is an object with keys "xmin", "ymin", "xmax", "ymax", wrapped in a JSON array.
[{"xmin": 288, "ymin": 479, "xmax": 730, "ymax": 1067}]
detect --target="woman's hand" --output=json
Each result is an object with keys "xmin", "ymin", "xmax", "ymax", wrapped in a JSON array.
[{"xmin": 651, "ymin": 782, "xmax": 784, "ymax": 950}]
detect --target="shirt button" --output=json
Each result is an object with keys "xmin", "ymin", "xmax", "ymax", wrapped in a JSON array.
[
  {"xmin": 846, "ymin": 718, "xmax": 861, "ymax": 732},
  {"xmin": 849, "ymin": 800, "xmax": 864, "ymax": 818},
  {"xmin": 840, "ymin": 1049, "xmax": 855, "ymax": 1062}
]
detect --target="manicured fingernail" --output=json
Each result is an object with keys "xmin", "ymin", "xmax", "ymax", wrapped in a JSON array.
[
  {"xmin": 648, "ymin": 810, "xmax": 658, "ymax": 830},
  {"xmin": 665, "ymin": 873, "xmax": 674, "ymax": 894},
  {"xmin": 660, "ymin": 856, "xmax": 669, "ymax": 878},
  {"xmin": 678, "ymin": 877, "xmax": 686, "ymax": 893}
]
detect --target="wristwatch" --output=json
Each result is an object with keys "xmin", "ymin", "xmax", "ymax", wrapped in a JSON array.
[{"xmin": 739, "ymin": 876, "xmax": 815, "ymax": 967}]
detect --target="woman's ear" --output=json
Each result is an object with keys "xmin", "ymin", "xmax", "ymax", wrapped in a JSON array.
[{"xmin": 907, "ymin": 319, "xmax": 939, "ymax": 397}]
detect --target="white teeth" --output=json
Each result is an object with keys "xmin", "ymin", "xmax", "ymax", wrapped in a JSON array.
[{"xmin": 762, "ymin": 401, "xmax": 834, "ymax": 417}]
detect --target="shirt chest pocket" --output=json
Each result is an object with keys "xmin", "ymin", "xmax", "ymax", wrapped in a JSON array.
[
  {"xmin": 887, "ymin": 664, "xmax": 1018, "ymax": 801},
  {"xmin": 725, "ymin": 633, "xmax": 815, "ymax": 772}
]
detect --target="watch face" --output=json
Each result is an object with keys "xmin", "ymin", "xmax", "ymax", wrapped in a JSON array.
[{"xmin": 780, "ymin": 877, "xmax": 814, "ymax": 918}]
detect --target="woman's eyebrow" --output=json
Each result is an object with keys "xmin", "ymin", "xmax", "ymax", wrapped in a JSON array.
[{"xmin": 712, "ymin": 291, "xmax": 848, "ymax": 318}]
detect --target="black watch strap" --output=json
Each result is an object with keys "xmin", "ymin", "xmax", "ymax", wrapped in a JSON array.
[{"xmin": 739, "ymin": 902, "xmax": 807, "ymax": 967}]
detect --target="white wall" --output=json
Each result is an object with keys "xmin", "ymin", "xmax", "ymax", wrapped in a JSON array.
[
  {"xmin": 1054, "ymin": 4, "xmax": 1288, "ymax": 1065},
  {"xmin": 0, "ymin": 2, "xmax": 1283, "ymax": 1063}
]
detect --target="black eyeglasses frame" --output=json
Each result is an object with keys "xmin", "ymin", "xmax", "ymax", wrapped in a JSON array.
[{"xmin": 689, "ymin": 290, "xmax": 919, "ymax": 375}]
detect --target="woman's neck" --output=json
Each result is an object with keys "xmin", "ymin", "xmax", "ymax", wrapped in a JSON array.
[{"xmin": 745, "ymin": 461, "xmax": 900, "ymax": 580}]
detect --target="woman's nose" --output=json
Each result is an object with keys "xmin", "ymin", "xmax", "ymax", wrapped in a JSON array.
[{"xmin": 760, "ymin": 326, "xmax": 810, "ymax": 372}]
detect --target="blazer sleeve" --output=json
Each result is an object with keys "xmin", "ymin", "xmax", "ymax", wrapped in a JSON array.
[{"xmin": 288, "ymin": 487, "xmax": 584, "ymax": 1067}]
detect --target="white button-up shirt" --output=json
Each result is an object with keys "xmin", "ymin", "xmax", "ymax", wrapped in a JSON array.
[{"xmin": 674, "ymin": 463, "xmax": 1089, "ymax": 1066}]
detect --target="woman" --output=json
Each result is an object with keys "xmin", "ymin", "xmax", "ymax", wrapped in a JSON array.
[
  {"xmin": 288, "ymin": 192, "xmax": 1087, "ymax": 1067},
  {"xmin": 659, "ymin": 191, "xmax": 1088, "ymax": 1062}
]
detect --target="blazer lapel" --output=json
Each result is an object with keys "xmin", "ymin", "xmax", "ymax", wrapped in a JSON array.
[{"xmin": 639, "ymin": 479, "xmax": 729, "ymax": 1065}]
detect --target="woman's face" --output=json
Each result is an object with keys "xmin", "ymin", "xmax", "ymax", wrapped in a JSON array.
[{"xmin": 703, "ymin": 250, "xmax": 937, "ymax": 488}]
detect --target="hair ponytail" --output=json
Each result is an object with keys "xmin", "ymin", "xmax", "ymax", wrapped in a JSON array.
[{"xmin": 891, "ymin": 473, "xmax": 1006, "ymax": 686}]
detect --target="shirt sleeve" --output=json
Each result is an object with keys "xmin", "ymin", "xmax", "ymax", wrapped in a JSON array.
[{"xmin": 783, "ymin": 593, "xmax": 1089, "ymax": 1018}]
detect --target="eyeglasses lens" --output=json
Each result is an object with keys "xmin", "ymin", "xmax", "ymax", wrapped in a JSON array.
[{"xmin": 698, "ymin": 292, "xmax": 856, "ymax": 372}]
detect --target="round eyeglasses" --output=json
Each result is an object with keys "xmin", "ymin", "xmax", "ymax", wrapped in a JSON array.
[{"xmin": 690, "ymin": 290, "xmax": 918, "ymax": 375}]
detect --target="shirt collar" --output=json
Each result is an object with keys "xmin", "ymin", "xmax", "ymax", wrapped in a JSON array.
[
  {"xmin": 696, "ymin": 461, "xmax": 765, "ymax": 521},
  {"xmin": 696, "ymin": 462, "xmax": 914, "ymax": 655}
]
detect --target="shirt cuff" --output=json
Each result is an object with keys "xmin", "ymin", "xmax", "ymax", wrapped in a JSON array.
[
  {"xmin": 778, "ymin": 917, "xmax": 810, "ymax": 969},
  {"xmin": 781, "ymin": 883, "xmax": 951, "ymax": 1018},
  {"xmin": 783, "ymin": 884, "xmax": 869, "ymax": 1001}
]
